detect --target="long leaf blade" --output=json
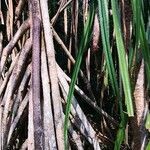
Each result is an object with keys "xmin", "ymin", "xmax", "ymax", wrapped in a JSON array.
[
  {"xmin": 64, "ymin": 3, "xmax": 95, "ymax": 149},
  {"xmin": 111, "ymin": 0, "xmax": 134, "ymax": 116}
]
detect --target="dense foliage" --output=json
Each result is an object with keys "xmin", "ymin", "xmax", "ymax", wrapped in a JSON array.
[{"xmin": 0, "ymin": 0, "xmax": 150, "ymax": 149}]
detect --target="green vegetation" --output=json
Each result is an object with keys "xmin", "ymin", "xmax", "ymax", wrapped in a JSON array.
[{"xmin": 0, "ymin": 0, "xmax": 149, "ymax": 149}]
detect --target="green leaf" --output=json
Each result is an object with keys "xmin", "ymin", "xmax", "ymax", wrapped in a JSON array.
[
  {"xmin": 111, "ymin": 0, "xmax": 134, "ymax": 116},
  {"xmin": 146, "ymin": 141, "xmax": 150, "ymax": 150},
  {"xmin": 145, "ymin": 113, "xmax": 150, "ymax": 129},
  {"xmin": 64, "ymin": 3, "xmax": 95, "ymax": 149},
  {"xmin": 131, "ymin": 0, "xmax": 141, "ymax": 48},
  {"xmin": 114, "ymin": 114, "xmax": 127, "ymax": 150},
  {"xmin": 97, "ymin": 0, "xmax": 119, "ymax": 96}
]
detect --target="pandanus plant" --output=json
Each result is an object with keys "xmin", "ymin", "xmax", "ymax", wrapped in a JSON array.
[{"xmin": 0, "ymin": 0, "xmax": 149, "ymax": 149}]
